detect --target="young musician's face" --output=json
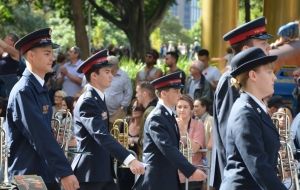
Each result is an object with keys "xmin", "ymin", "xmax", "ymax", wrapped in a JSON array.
[
  {"xmin": 27, "ymin": 46, "xmax": 54, "ymax": 76},
  {"xmin": 164, "ymin": 88, "xmax": 181, "ymax": 107},
  {"xmin": 94, "ymin": 67, "xmax": 113, "ymax": 91},
  {"xmin": 253, "ymin": 63, "xmax": 276, "ymax": 98},
  {"xmin": 251, "ymin": 39, "xmax": 271, "ymax": 55},
  {"xmin": 54, "ymin": 91, "xmax": 64, "ymax": 105},
  {"xmin": 276, "ymin": 107, "xmax": 292, "ymax": 128}
]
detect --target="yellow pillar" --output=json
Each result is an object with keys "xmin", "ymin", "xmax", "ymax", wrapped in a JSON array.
[
  {"xmin": 264, "ymin": 0, "xmax": 300, "ymax": 39},
  {"xmin": 201, "ymin": 0, "xmax": 238, "ymax": 70}
]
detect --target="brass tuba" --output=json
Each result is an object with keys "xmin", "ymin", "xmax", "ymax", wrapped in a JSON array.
[
  {"xmin": 272, "ymin": 108, "xmax": 299, "ymax": 190},
  {"xmin": 0, "ymin": 117, "xmax": 16, "ymax": 189},
  {"xmin": 110, "ymin": 118, "xmax": 129, "ymax": 149},
  {"xmin": 52, "ymin": 109, "xmax": 73, "ymax": 157}
]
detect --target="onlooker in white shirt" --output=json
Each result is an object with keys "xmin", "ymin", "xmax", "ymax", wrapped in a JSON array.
[{"xmin": 197, "ymin": 49, "xmax": 221, "ymax": 90}]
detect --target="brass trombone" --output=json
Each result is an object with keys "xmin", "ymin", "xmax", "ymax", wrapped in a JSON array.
[{"xmin": 272, "ymin": 108, "xmax": 299, "ymax": 190}]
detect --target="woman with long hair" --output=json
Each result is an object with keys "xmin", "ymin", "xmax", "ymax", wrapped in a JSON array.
[{"xmin": 176, "ymin": 94, "xmax": 205, "ymax": 190}]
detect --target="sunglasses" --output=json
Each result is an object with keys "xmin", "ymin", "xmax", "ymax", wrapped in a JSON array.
[
  {"xmin": 145, "ymin": 54, "xmax": 153, "ymax": 58},
  {"xmin": 132, "ymin": 106, "xmax": 144, "ymax": 112}
]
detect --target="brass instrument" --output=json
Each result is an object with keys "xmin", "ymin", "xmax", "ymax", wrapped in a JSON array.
[
  {"xmin": 272, "ymin": 109, "xmax": 299, "ymax": 190},
  {"xmin": 179, "ymin": 132, "xmax": 193, "ymax": 163},
  {"xmin": 0, "ymin": 117, "xmax": 16, "ymax": 189},
  {"xmin": 179, "ymin": 132, "xmax": 193, "ymax": 190},
  {"xmin": 52, "ymin": 109, "xmax": 74, "ymax": 157},
  {"xmin": 110, "ymin": 117, "xmax": 138, "ymax": 182},
  {"xmin": 110, "ymin": 118, "xmax": 129, "ymax": 149}
]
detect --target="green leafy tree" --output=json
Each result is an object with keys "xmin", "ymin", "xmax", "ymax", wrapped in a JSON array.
[
  {"xmin": 47, "ymin": 13, "xmax": 75, "ymax": 50},
  {"xmin": 87, "ymin": 0, "xmax": 175, "ymax": 61},
  {"xmin": 0, "ymin": 2, "xmax": 47, "ymax": 37},
  {"xmin": 159, "ymin": 12, "xmax": 193, "ymax": 45},
  {"xmin": 92, "ymin": 17, "xmax": 128, "ymax": 49}
]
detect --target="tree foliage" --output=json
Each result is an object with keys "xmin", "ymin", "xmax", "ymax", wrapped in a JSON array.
[
  {"xmin": 87, "ymin": 0, "xmax": 175, "ymax": 60},
  {"xmin": 0, "ymin": 1, "xmax": 47, "ymax": 37},
  {"xmin": 159, "ymin": 13, "xmax": 193, "ymax": 45}
]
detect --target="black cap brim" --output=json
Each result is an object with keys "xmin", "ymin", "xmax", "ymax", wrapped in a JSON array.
[
  {"xmin": 231, "ymin": 55, "xmax": 277, "ymax": 77},
  {"xmin": 251, "ymin": 33, "xmax": 273, "ymax": 40},
  {"xmin": 158, "ymin": 84, "xmax": 184, "ymax": 90}
]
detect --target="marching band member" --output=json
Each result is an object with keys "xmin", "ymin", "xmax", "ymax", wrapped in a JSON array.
[
  {"xmin": 210, "ymin": 17, "xmax": 272, "ymax": 189},
  {"xmin": 72, "ymin": 49, "xmax": 145, "ymax": 190},
  {"xmin": 219, "ymin": 47, "xmax": 287, "ymax": 190},
  {"xmin": 5, "ymin": 28, "xmax": 79, "ymax": 190},
  {"xmin": 133, "ymin": 72, "xmax": 206, "ymax": 190}
]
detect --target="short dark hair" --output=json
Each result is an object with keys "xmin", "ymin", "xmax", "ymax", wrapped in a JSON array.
[
  {"xmin": 146, "ymin": 49, "xmax": 159, "ymax": 60},
  {"xmin": 197, "ymin": 97, "xmax": 211, "ymax": 111},
  {"xmin": 63, "ymin": 96, "xmax": 75, "ymax": 111},
  {"xmin": 231, "ymin": 39, "xmax": 254, "ymax": 55},
  {"xmin": 72, "ymin": 46, "xmax": 81, "ymax": 59},
  {"xmin": 267, "ymin": 96, "xmax": 284, "ymax": 109},
  {"xmin": 139, "ymin": 81, "xmax": 156, "ymax": 99},
  {"xmin": 166, "ymin": 51, "xmax": 179, "ymax": 62},
  {"xmin": 85, "ymin": 66, "xmax": 101, "ymax": 82},
  {"xmin": 277, "ymin": 105, "xmax": 294, "ymax": 118},
  {"xmin": 197, "ymin": 49, "xmax": 209, "ymax": 57}
]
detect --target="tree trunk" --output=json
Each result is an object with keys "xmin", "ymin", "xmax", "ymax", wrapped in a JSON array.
[
  {"xmin": 70, "ymin": 0, "xmax": 90, "ymax": 60},
  {"xmin": 125, "ymin": 1, "xmax": 150, "ymax": 61},
  {"xmin": 126, "ymin": 30, "xmax": 151, "ymax": 62},
  {"xmin": 87, "ymin": 0, "xmax": 172, "ymax": 61},
  {"xmin": 244, "ymin": 0, "xmax": 251, "ymax": 22}
]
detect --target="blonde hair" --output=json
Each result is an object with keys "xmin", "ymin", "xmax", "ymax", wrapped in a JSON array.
[
  {"xmin": 231, "ymin": 63, "xmax": 274, "ymax": 90},
  {"xmin": 55, "ymin": 90, "xmax": 67, "ymax": 98},
  {"xmin": 231, "ymin": 72, "xmax": 249, "ymax": 90}
]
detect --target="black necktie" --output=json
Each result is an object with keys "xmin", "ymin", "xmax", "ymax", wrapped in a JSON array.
[{"xmin": 172, "ymin": 113, "xmax": 180, "ymax": 137}]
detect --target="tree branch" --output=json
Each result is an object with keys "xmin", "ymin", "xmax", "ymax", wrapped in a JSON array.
[
  {"xmin": 146, "ymin": 0, "xmax": 173, "ymax": 33},
  {"xmin": 88, "ymin": 0, "xmax": 126, "ymax": 30}
]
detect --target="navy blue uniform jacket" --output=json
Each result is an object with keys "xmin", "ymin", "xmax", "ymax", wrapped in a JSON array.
[
  {"xmin": 220, "ymin": 93, "xmax": 287, "ymax": 190},
  {"xmin": 135, "ymin": 103, "xmax": 196, "ymax": 190},
  {"xmin": 5, "ymin": 69, "xmax": 73, "ymax": 183},
  {"xmin": 210, "ymin": 71, "xmax": 239, "ymax": 188},
  {"xmin": 71, "ymin": 85, "xmax": 129, "ymax": 182}
]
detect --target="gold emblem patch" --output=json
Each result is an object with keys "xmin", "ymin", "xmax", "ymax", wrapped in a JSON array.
[{"xmin": 42, "ymin": 105, "xmax": 49, "ymax": 114}]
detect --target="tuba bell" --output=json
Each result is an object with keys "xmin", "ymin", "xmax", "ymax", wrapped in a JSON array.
[
  {"xmin": 272, "ymin": 108, "xmax": 299, "ymax": 190},
  {"xmin": 52, "ymin": 109, "xmax": 73, "ymax": 157},
  {"xmin": 111, "ymin": 118, "xmax": 129, "ymax": 149}
]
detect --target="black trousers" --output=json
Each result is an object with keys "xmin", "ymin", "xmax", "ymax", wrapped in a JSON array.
[
  {"xmin": 79, "ymin": 181, "xmax": 119, "ymax": 190},
  {"xmin": 45, "ymin": 182, "xmax": 60, "ymax": 190}
]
